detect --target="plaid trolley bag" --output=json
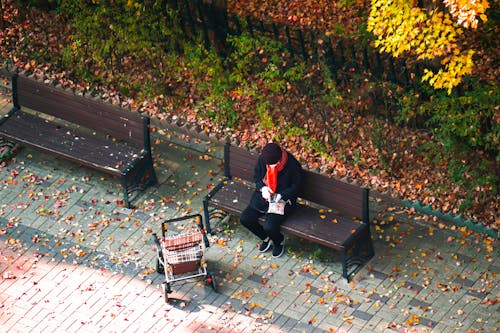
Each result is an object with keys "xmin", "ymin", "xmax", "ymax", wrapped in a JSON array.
[{"xmin": 152, "ymin": 214, "xmax": 216, "ymax": 303}]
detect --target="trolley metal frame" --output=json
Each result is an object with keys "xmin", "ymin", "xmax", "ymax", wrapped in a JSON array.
[{"xmin": 152, "ymin": 214, "xmax": 216, "ymax": 303}]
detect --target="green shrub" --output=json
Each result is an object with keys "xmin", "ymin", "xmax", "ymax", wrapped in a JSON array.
[
  {"xmin": 57, "ymin": 0, "xmax": 185, "ymax": 95},
  {"xmin": 419, "ymin": 82, "xmax": 499, "ymax": 161}
]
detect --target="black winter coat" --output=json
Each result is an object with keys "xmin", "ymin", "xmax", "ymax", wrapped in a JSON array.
[{"xmin": 249, "ymin": 152, "xmax": 302, "ymax": 213}]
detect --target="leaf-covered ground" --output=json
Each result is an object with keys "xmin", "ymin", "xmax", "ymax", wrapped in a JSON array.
[{"xmin": 0, "ymin": 3, "xmax": 498, "ymax": 231}]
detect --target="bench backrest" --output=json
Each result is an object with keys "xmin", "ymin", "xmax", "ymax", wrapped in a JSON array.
[
  {"xmin": 224, "ymin": 143, "xmax": 370, "ymax": 224},
  {"xmin": 12, "ymin": 74, "xmax": 149, "ymax": 148}
]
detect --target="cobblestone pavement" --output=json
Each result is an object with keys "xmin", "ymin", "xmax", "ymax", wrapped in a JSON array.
[{"xmin": 0, "ymin": 90, "xmax": 498, "ymax": 333}]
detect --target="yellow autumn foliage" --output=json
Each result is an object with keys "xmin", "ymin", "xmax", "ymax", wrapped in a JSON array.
[
  {"xmin": 367, "ymin": 0, "xmax": 489, "ymax": 94},
  {"xmin": 443, "ymin": 0, "xmax": 489, "ymax": 28}
]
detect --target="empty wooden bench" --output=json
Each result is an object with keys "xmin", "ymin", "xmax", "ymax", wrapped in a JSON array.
[
  {"xmin": 203, "ymin": 143, "xmax": 374, "ymax": 281},
  {"xmin": 0, "ymin": 73, "xmax": 157, "ymax": 208}
]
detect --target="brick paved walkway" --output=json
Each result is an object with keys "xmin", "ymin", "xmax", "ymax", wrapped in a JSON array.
[{"xmin": 0, "ymin": 88, "xmax": 498, "ymax": 333}]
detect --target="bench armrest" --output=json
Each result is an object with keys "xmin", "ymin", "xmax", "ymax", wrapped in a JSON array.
[
  {"xmin": 340, "ymin": 222, "xmax": 369, "ymax": 248},
  {"xmin": 121, "ymin": 150, "xmax": 150, "ymax": 175},
  {"xmin": 204, "ymin": 177, "xmax": 230, "ymax": 201},
  {"xmin": 202, "ymin": 177, "xmax": 230, "ymax": 235},
  {"xmin": 0, "ymin": 107, "xmax": 19, "ymax": 127}
]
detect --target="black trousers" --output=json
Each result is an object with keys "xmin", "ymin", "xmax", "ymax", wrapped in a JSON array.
[{"xmin": 240, "ymin": 205, "xmax": 292, "ymax": 244}]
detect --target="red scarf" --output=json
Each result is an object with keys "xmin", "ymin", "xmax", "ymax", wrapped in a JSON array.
[{"xmin": 263, "ymin": 149, "xmax": 288, "ymax": 193}]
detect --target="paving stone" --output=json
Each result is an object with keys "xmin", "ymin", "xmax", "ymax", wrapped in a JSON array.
[
  {"xmin": 367, "ymin": 269, "xmax": 388, "ymax": 280},
  {"xmin": 367, "ymin": 291, "xmax": 390, "ymax": 304},
  {"xmin": 351, "ymin": 309, "xmax": 374, "ymax": 321},
  {"xmin": 408, "ymin": 298, "xmax": 432, "ymax": 310},
  {"xmin": 465, "ymin": 288, "xmax": 490, "ymax": 299},
  {"xmin": 344, "ymin": 323, "xmax": 368, "ymax": 333}
]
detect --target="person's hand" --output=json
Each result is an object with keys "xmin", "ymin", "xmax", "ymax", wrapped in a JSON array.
[
  {"xmin": 274, "ymin": 193, "xmax": 282, "ymax": 202},
  {"xmin": 261, "ymin": 186, "xmax": 272, "ymax": 201}
]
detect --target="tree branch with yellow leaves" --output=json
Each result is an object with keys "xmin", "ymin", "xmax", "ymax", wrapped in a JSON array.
[{"xmin": 367, "ymin": 0, "xmax": 489, "ymax": 94}]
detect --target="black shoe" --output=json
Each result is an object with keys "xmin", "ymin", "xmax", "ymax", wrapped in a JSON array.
[
  {"xmin": 272, "ymin": 239, "xmax": 285, "ymax": 258},
  {"xmin": 259, "ymin": 238, "xmax": 272, "ymax": 253}
]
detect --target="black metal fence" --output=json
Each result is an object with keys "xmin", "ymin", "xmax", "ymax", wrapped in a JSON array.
[{"xmin": 170, "ymin": 0, "xmax": 422, "ymax": 88}]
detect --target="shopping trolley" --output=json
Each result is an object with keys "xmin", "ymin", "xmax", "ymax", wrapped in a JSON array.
[{"xmin": 152, "ymin": 214, "xmax": 216, "ymax": 303}]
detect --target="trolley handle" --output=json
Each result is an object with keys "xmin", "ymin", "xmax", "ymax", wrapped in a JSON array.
[
  {"xmin": 160, "ymin": 214, "xmax": 210, "ymax": 248},
  {"xmin": 161, "ymin": 214, "xmax": 204, "ymax": 237}
]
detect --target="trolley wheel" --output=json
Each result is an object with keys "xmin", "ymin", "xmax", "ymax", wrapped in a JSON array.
[
  {"xmin": 156, "ymin": 258, "xmax": 164, "ymax": 274},
  {"xmin": 206, "ymin": 273, "xmax": 217, "ymax": 292},
  {"xmin": 162, "ymin": 282, "xmax": 172, "ymax": 303}
]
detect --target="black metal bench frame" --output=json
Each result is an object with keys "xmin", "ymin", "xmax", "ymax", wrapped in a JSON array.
[
  {"xmin": 203, "ymin": 142, "xmax": 374, "ymax": 281},
  {"xmin": 0, "ymin": 73, "xmax": 157, "ymax": 208}
]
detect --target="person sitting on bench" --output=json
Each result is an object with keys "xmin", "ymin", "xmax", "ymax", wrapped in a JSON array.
[{"xmin": 240, "ymin": 142, "xmax": 302, "ymax": 258}]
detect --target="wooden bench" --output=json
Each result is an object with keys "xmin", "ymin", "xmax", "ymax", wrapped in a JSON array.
[
  {"xmin": 0, "ymin": 73, "xmax": 157, "ymax": 208},
  {"xmin": 203, "ymin": 143, "xmax": 374, "ymax": 281}
]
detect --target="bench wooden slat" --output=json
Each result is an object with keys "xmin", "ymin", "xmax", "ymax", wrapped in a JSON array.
[
  {"xmin": 0, "ymin": 110, "xmax": 142, "ymax": 174},
  {"xmin": 16, "ymin": 76, "xmax": 146, "ymax": 146},
  {"xmin": 209, "ymin": 180, "xmax": 252, "ymax": 212},
  {"xmin": 226, "ymin": 145, "xmax": 258, "ymax": 179},
  {"xmin": 282, "ymin": 207, "xmax": 365, "ymax": 249},
  {"xmin": 299, "ymin": 171, "xmax": 366, "ymax": 221}
]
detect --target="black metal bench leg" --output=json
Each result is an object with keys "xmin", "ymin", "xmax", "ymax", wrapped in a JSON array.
[
  {"xmin": 121, "ymin": 176, "xmax": 131, "ymax": 208},
  {"xmin": 203, "ymin": 198, "xmax": 212, "ymax": 235},
  {"xmin": 340, "ymin": 250, "xmax": 349, "ymax": 282},
  {"xmin": 146, "ymin": 153, "xmax": 158, "ymax": 185},
  {"xmin": 0, "ymin": 138, "xmax": 21, "ymax": 162},
  {"xmin": 365, "ymin": 231, "xmax": 375, "ymax": 259},
  {"xmin": 341, "ymin": 229, "xmax": 375, "ymax": 282},
  {"xmin": 356, "ymin": 229, "xmax": 375, "ymax": 263}
]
